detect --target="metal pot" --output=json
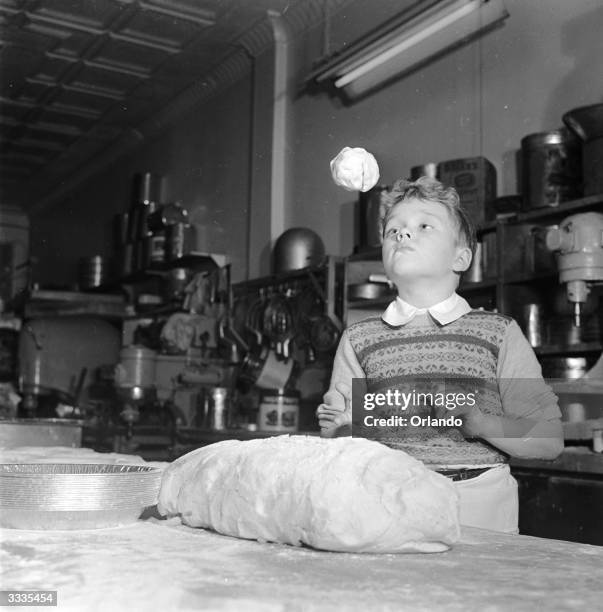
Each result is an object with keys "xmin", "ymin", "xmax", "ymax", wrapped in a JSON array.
[
  {"xmin": 272, "ymin": 228, "xmax": 325, "ymax": 273},
  {"xmin": 563, "ymin": 103, "xmax": 603, "ymax": 196}
]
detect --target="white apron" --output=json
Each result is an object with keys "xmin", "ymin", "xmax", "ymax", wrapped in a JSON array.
[{"xmin": 454, "ymin": 464, "xmax": 519, "ymax": 534}]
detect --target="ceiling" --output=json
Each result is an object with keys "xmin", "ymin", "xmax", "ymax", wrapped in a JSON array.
[{"xmin": 0, "ymin": 0, "xmax": 309, "ymax": 210}]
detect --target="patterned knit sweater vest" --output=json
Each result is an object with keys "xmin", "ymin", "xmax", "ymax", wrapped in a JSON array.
[{"xmin": 347, "ymin": 310, "xmax": 511, "ymax": 466}]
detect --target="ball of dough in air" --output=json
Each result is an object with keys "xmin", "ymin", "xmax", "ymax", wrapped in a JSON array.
[{"xmin": 330, "ymin": 146, "xmax": 380, "ymax": 192}]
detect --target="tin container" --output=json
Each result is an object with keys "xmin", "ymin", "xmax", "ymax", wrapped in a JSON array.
[
  {"xmin": 113, "ymin": 212, "xmax": 129, "ymax": 247},
  {"xmin": 132, "ymin": 172, "xmax": 162, "ymax": 205},
  {"xmin": 164, "ymin": 223, "xmax": 187, "ymax": 262},
  {"xmin": 523, "ymin": 303, "xmax": 543, "ymax": 347},
  {"xmin": 563, "ymin": 103, "xmax": 603, "ymax": 196},
  {"xmin": 358, "ymin": 186, "xmax": 388, "ymax": 250},
  {"xmin": 208, "ymin": 387, "xmax": 229, "ymax": 430},
  {"xmin": 465, "ymin": 242, "xmax": 483, "ymax": 283},
  {"xmin": 114, "ymin": 346, "xmax": 157, "ymax": 390},
  {"xmin": 437, "ymin": 157, "xmax": 497, "ymax": 227},
  {"xmin": 257, "ymin": 389, "xmax": 299, "ymax": 432},
  {"xmin": 410, "ymin": 162, "xmax": 438, "ymax": 181},
  {"xmin": 521, "ymin": 129, "xmax": 581, "ymax": 210},
  {"xmin": 78, "ymin": 255, "xmax": 109, "ymax": 289}
]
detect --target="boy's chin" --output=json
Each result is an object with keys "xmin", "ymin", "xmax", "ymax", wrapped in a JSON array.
[
  {"xmin": 385, "ymin": 264, "xmax": 425, "ymax": 280},
  {"xmin": 386, "ymin": 267, "xmax": 454, "ymax": 284}
]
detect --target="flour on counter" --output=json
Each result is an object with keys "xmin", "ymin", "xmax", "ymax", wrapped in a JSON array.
[{"xmin": 157, "ymin": 435, "xmax": 460, "ymax": 553}]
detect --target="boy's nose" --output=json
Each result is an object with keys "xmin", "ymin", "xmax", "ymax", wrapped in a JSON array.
[{"xmin": 396, "ymin": 230, "xmax": 412, "ymax": 242}]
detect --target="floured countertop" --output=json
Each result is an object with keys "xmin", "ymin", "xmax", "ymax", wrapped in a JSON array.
[{"xmin": 1, "ymin": 516, "xmax": 602, "ymax": 612}]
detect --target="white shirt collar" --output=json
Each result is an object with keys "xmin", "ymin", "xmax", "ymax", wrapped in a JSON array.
[{"xmin": 382, "ymin": 292, "xmax": 471, "ymax": 326}]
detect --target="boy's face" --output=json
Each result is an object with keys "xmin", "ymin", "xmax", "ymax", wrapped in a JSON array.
[{"xmin": 382, "ymin": 198, "xmax": 471, "ymax": 284}]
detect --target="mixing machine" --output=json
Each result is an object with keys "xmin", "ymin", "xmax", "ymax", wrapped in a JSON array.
[{"xmin": 546, "ymin": 212, "xmax": 603, "ymax": 327}]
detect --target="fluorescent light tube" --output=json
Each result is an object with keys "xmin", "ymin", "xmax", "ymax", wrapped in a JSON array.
[{"xmin": 315, "ymin": 0, "xmax": 508, "ymax": 100}]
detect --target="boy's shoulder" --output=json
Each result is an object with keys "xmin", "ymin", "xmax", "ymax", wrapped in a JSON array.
[
  {"xmin": 456, "ymin": 309, "xmax": 516, "ymax": 343},
  {"xmin": 464, "ymin": 309, "xmax": 514, "ymax": 323},
  {"xmin": 346, "ymin": 316, "xmax": 384, "ymax": 335}
]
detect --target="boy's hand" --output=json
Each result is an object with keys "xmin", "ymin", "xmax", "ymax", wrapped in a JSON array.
[
  {"xmin": 316, "ymin": 383, "xmax": 352, "ymax": 433},
  {"xmin": 433, "ymin": 403, "xmax": 484, "ymax": 437}
]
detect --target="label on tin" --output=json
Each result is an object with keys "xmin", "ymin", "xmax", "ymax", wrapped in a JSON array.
[{"xmin": 258, "ymin": 395, "xmax": 299, "ymax": 432}]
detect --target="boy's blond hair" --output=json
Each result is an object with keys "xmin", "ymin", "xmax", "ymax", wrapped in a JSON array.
[{"xmin": 379, "ymin": 177, "xmax": 477, "ymax": 259}]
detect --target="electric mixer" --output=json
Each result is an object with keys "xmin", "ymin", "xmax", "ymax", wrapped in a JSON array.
[{"xmin": 546, "ymin": 212, "xmax": 603, "ymax": 328}]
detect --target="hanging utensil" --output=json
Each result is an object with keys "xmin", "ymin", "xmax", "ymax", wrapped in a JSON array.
[
  {"xmin": 262, "ymin": 292, "xmax": 293, "ymax": 359},
  {"xmin": 245, "ymin": 291, "xmax": 266, "ymax": 347}
]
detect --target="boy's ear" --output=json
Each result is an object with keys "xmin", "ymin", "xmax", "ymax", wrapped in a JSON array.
[{"xmin": 452, "ymin": 245, "xmax": 473, "ymax": 273}]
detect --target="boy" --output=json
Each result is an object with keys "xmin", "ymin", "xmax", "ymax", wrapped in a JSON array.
[{"xmin": 317, "ymin": 177, "xmax": 563, "ymax": 533}]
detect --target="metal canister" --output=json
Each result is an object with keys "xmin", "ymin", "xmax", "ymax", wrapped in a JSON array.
[
  {"xmin": 523, "ymin": 303, "xmax": 543, "ymax": 347},
  {"xmin": 114, "ymin": 346, "xmax": 157, "ymax": 389},
  {"xmin": 113, "ymin": 212, "xmax": 129, "ymax": 247},
  {"xmin": 358, "ymin": 186, "xmax": 388, "ymax": 249},
  {"xmin": 410, "ymin": 162, "xmax": 438, "ymax": 181},
  {"xmin": 132, "ymin": 172, "xmax": 162, "ymax": 205},
  {"xmin": 119, "ymin": 243, "xmax": 134, "ymax": 277},
  {"xmin": 209, "ymin": 387, "xmax": 228, "ymax": 430},
  {"xmin": 521, "ymin": 129, "xmax": 582, "ymax": 210},
  {"xmin": 465, "ymin": 242, "xmax": 483, "ymax": 283},
  {"xmin": 78, "ymin": 255, "xmax": 108, "ymax": 289},
  {"xmin": 164, "ymin": 222, "xmax": 187, "ymax": 262}
]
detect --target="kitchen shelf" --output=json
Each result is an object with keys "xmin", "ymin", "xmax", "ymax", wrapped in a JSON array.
[
  {"xmin": 121, "ymin": 252, "xmax": 228, "ymax": 282},
  {"xmin": 23, "ymin": 289, "xmax": 129, "ymax": 319},
  {"xmin": 505, "ymin": 271, "xmax": 557, "ymax": 284},
  {"xmin": 513, "ymin": 194, "xmax": 603, "ymax": 223},
  {"xmin": 232, "ymin": 259, "xmax": 338, "ymax": 291}
]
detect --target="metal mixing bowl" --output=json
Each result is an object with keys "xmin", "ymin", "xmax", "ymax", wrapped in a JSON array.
[{"xmin": 0, "ymin": 463, "xmax": 162, "ymax": 530}]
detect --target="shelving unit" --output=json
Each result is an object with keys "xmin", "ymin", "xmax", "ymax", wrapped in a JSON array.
[{"xmin": 231, "ymin": 256, "xmax": 345, "ymax": 352}]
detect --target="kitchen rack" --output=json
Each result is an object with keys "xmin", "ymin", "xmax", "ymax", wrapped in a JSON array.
[{"xmin": 231, "ymin": 256, "xmax": 345, "ymax": 355}]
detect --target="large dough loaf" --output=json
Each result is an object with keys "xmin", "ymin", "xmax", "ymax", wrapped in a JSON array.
[{"xmin": 157, "ymin": 436, "xmax": 460, "ymax": 553}]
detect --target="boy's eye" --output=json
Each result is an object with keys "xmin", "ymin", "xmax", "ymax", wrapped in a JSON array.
[
  {"xmin": 385, "ymin": 227, "xmax": 399, "ymax": 238},
  {"xmin": 420, "ymin": 223, "xmax": 433, "ymax": 230}
]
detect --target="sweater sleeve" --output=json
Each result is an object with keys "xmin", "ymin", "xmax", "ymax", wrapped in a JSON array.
[
  {"xmin": 496, "ymin": 319, "xmax": 561, "ymax": 422},
  {"xmin": 322, "ymin": 329, "xmax": 366, "ymax": 411}
]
